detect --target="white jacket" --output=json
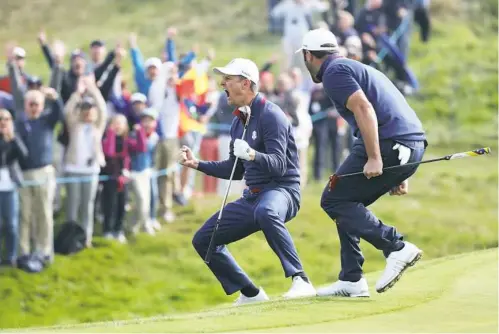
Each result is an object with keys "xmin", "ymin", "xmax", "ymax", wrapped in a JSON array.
[
  {"xmin": 271, "ymin": 0, "xmax": 329, "ymax": 42},
  {"xmin": 292, "ymin": 90, "xmax": 313, "ymax": 150},
  {"xmin": 148, "ymin": 61, "xmax": 180, "ymax": 140}
]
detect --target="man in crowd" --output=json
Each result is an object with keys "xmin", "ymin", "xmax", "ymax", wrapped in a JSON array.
[{"xmin": 16, "ymin": 79, "xmax": 64, "ymax": 267}]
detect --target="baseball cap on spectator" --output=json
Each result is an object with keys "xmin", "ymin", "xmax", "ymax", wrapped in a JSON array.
[
  {"xmin": 80, "ymin": 96, "xmax": 95, "ymax": 110},
  {"xmin": 140, "ymin": 107, "xmax": 158, "ymax": 120},
  {"xmin": 90, "ymin": 40, "xmax": 105, "ymax": 48},
  {"xmin": 144, "ymin": 57, "xmax": 162, "ymax": 69},
  {"xmin": 13, "ymin": 47, "xmax": 26, "ymax": 59},
  {"xmin": 130, "ymin": 92, "xmax": 147, "ymax": 104},
  {"xmin": 295, "ymin": 28, "xmax": 339, "ymax": 54},
  {"xmin": 27, "ymin": 76, "xmax": 43, "ymax": 89},
  {"xmin": 213, "ymin": 58, "xmax": 260, "ymax": 85},
  {"xmin": 71, "ymin": 49, "xmax": 87, "ymax": 61}
]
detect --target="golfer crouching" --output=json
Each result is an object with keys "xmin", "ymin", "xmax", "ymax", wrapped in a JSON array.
[{"xmin": 178, "ymin": 58, "xmax": 316, "ymax": 305}]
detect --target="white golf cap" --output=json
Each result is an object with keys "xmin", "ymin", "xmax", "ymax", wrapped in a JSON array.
[
  {"xmin": 13, "ymin": 47, "xmax": 26, "ymax": 58},
  {"xmin": 144, "ymin": 57, "xmax": 162, "ymax": 69},
  {"xmin": 295, "ymin": 28, "xmax": 339, "ymax": 54},
  {"xmin": 130, "ymin": 92, "xmax": 147, "ymax": 103},
  {"xmin": 213, "ymin": 58, "xmax": 259, "ymax": 84},
  {"xmin": 140, "ymin": 107, "xmax": 158, "ymax": 120}
]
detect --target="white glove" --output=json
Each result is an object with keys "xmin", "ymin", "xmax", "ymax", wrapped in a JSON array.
[
  {"xmin": 233, "ymin": 139, "xmax": 252, "ymax": 161},
  {"xmin": 393, "ymin": 143, "xmax": 411, "ymax": 165}
]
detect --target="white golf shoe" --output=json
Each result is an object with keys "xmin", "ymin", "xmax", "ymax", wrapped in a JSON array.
[
  {"xmin": 164, "ymin": 211, "xmax": 176, "ymax": 223},
  {"xmin": 151, "ymin": 219, "xmax": 162, "ymax": 231},
  {"xmin": 233, "ymin": 288, "xmax": 269, "ymax": 306},
  {"xmin": 283, "ymin": 276, "xmax": 317, "ymax": 299},
  {"xmin": 376, "ymin": 241, "xmax": 423, "ymax": 293},
  {"xmin": 317, "ymin": 278, "xmax": 370, "ymax": 297},
  {"xmin": 143, "ymin": 221, "xmax": 156, "ymax": 236}
]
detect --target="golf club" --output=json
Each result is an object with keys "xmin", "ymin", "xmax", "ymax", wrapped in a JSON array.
[
  {"xmin": 204, "ymin": 106, "xmax": 252, "ymax": 264},
  {"xmin": 329, "ymin": 147, "xmax": 491, "ymax": 189}
]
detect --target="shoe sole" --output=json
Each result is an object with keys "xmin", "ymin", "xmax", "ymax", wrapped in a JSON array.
[
  {"xmin": 317, "ymin": 292, "xmax": 370, "ymax": 298},
  {"xmin": 234, "ymin": 298, "xmax": 270, "ymax": 306},
  {"xmin": 376, "ymin": 250, "xmax": 423, "ymax": 294},
  {"xmin": 283, "ymin": 292, "xmax": 318, "ymax": 299}
]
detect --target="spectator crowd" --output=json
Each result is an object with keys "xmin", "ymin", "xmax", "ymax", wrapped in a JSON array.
[{"xmin": 0, "ymin": 0, "xmax": 431, "ymax": 272}]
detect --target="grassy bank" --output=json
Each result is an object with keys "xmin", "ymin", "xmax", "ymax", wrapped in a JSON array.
[{"xmin": 22, "ymin": 248, "xmax": 498, "ymax": 333}]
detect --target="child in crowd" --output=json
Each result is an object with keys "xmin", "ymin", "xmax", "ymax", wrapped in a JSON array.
[
  {"xmin": 129, "ymin": 107, "xmax": 160, "ymax": 235},
  {"xmin": 101, "ymin": 114, "xmax": 146, "ymax": 243}
]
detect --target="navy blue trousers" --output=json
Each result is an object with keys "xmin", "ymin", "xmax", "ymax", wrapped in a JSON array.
[
  {"xmin": 320, "ymin": 139, "xmax": 426, "ymax": 282},
  {"xmin": 0, "ymin": 190, "xmax": 19, "ymax": 262},
  {"xmin": 192, "ymin": 185, "xmax": 304, "ymax": 295}
]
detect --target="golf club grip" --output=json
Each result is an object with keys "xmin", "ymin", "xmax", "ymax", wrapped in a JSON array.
[{"xmin": 204, "ymin": 221, "xmax": 219, "ymax": 263}]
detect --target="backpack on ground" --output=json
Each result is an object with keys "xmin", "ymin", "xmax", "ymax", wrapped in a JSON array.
[{"xmin": 54, "ymin": 221, "xmax": 86, "ymax": 255}]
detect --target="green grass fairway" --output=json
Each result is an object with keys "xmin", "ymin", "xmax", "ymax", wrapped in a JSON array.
[{"xmin": 18, "ymin": 248, "xmax": 497, "ymax": 333}]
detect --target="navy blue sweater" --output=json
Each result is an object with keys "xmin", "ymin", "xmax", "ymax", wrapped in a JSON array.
[
  {"xmin": 16, "ymin": 98, "xmax": 64, "ymax": 170},
  {"xmin": 318, "ymin": 56, "xmax": 426, "ymax": 146},
  {"xmin": 197, "ymin": 93, "xmax": 300, "ymax": 190}
]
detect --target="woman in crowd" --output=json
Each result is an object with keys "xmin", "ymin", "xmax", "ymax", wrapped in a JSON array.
[
  {"xmin": 63, "ymin": 75, "xmax": 107, "ymax": 248},
  {"xmin": 0, "ymin": 108, "xmax": 28, "ymax": 267}
]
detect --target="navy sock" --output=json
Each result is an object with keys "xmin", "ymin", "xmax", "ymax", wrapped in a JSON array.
[
  {"xmin": 241, "ymin": 283, "xmax": 259, "ymax": 297},
  {"xmin": 395, "ymin": 242, "xmax": 405, "ymax": 251},
  {"xmin": 292, "ymin": 271, "xmax": 310, "ymax": 283}
]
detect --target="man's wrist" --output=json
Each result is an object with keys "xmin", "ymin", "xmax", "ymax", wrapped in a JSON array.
[
  {"xmin": 368, "ymin": 154, "xmax": 382, "ymax": 161},
  {"xmin": 248, "ymin": 149, "xmax": 256, "ymax": 161},
  {"xmin": 192, "ymin": 160, "xmax": 199, "ymax": 169}
]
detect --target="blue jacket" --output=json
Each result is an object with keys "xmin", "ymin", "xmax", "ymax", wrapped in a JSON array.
[
  {"xmin": 16, "ymin": 98, "xmax": 64, "ymax": 170},
  {"xmin": 0, "ymin": 135, "xmax": 28, "ymax": 186},
  {"xmin": 164, "ymin": 39, "xmax": 196, "ymax": 78},
  {"xmin": 197, "ymin": 93, "xmax": 300, "ymax": 190},
  {"xmin": 130, "ymin": 48, "xmax": 152, "ymax": 96}
]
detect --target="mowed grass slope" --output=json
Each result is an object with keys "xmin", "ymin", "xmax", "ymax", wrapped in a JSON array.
[
  {"xmin": 0, "ymin": 148, "xmax": 496, "ymax": 329},
  {"xmin": 0, "ymin": 0, "xmax": 497, "ymax": 330},
  {"xmin": 14, "ymin": 248, "xmax": 499, "ymax": 333}
]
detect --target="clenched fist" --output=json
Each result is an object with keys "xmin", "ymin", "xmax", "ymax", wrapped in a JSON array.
[
  {"xmin": 363, "ymin": 157, "xmax": 383, "ymax": 179},
  {"xmin": 178, "ymin": 145, "xmax": 199, "ymax": 169},
  {"xmin": 389, "ymin": 179, "xmax": 409, "ymax": 196},
  {"xmin": 233, "ymin": 139, "xmax": 254, "ymax": 161}
]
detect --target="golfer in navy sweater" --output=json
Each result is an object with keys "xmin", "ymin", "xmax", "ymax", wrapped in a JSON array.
[
  {"xmin": 297, "ymin": 29, "xmax": 427, "ymax": 297},
  {"xmin": 179, "ymin": 58, "xmax": 316, "ymax": 305}
]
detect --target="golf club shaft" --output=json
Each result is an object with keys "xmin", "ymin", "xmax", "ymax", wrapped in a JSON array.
[
  {"xmin": 204, "ymin": 114, "xmax": 251, "ymax": 264},
  {"xmin": 337, "ymin": 147, "xmax": 491, "ymax": 178}
]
